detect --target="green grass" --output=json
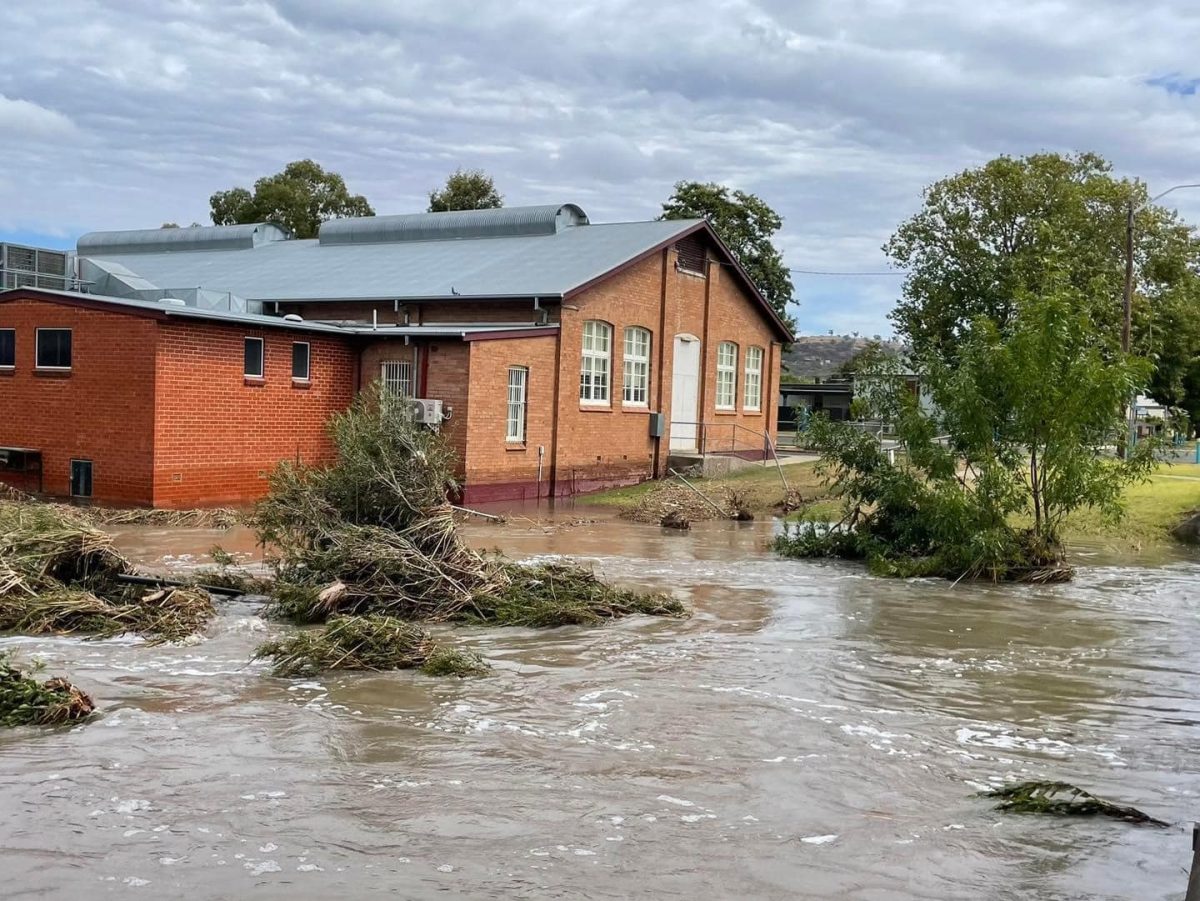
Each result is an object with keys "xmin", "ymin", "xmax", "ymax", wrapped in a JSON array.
[
  {"xmin": 582, "ymin": 462, "xmax": 830, "ymax": 513},
  {"xmin": 1061, "ymin": 467, "xmax": 1200, "ymax": 544}
]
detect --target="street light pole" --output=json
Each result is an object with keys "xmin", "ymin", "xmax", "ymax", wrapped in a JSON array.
[{"xmin": 1120, "ymin": 183, "xmax": 1200, "ymax": 456}]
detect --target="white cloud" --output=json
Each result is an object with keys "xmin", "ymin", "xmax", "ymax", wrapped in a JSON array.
[{"xmin": 3, "ymin": 0, "xmax": 1200, "ymax": 332}]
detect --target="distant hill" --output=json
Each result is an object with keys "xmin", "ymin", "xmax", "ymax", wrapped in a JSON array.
[{"xmin": 783, "ymin": 336, "xmax": 906, "ymax": 379}]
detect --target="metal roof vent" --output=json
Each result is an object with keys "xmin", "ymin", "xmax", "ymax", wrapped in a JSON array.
[
  {"xmin": 161, "ymin": 297, "xmax": 187, "ymax": 307},
  {"xmin": 78, "ymin": 223, "xmax": 291, "ymax": 256},
  {"xmin": 318, "ymin": 204, "xmax": 589, "ymax": 245},
  {"xmin": 282, "ymin": 313, "xmax": 304, "ymax": 322}
]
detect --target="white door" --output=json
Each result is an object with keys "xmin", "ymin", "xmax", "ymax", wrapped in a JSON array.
[{"xmin": 670, "ymin": 335, "xmax": 701, "ymax": 450}]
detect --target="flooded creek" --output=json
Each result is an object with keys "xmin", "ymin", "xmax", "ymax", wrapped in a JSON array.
[{"xmin": 2, "ymin": 511, "xmax": 1199, "ymax": 899}]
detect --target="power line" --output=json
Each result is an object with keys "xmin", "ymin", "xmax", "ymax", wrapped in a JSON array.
[{"xmin": 788, "ymin": 268, "xmax": 906, "ymax": 276}]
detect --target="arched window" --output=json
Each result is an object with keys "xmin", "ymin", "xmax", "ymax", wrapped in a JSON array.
[
  {"xmin": 744, "ymin": 346, "xmax": 764, "ymax": 411},
  {"xmin": 580, "ymin": 320, "xmax": 612, "ymax": 404},
  {"xmin": 622, "ymin": 326, "xmax": 651, "ymax": 406},
  {"xmin": 716, "ymin": 341, "xmax": 738, "ymax": 410}
]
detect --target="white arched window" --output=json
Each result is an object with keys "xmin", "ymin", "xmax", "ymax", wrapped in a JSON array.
[
  {"xmin": 580, "ymin": 320, "xmax": 612, "ymax": 404},
  {"xmin": 716, "ymin": 341, "xmax": 738, "ymax": 410},
  {"xmin": 744, "ymin": 346, "xmax": 763, "ymax": 411},
  {"xmin": 622, "ymin": 326, "xmax": 651, "ymax": 406}
]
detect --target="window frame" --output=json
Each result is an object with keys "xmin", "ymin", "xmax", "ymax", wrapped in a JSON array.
[
  {"xmin": 579, "ymin": 320, "xmax": 612, "ymax": 406},
  {"xmin": 715, "ymin": 341, "xmax": 738, "ymax": 410},
  {"xmin": 291, "ymin": 341, "xmax": 311, "ymax": 382},
  {"xmin": 622, "ymin": 326, "xmax": 651, "ymax": 407},
  {"xmin": 506, "ymin": 365, "xmax": 528, "ymax": 444},
  {"xmin": 381, "ymin": 359, "xmax": 413, "ymax": 399},
  {"xmin": 743, "ymin": 346, "xmax": 764, "ymax": 412},
  {"xmin": 0, "ymin": 328, "xmax": 14, "ymax": 368},
  {"xmin": 243, "ymin": 336, "xmax": 265, "ymax": 379},
  {"xmin": 35, "ymin": 328, "xmax": 72, "ymax": 371}
]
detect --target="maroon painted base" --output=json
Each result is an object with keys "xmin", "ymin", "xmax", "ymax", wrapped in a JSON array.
[{"xmin": 459, "ymin": 472, "xmax": 653, "ymax": 504}]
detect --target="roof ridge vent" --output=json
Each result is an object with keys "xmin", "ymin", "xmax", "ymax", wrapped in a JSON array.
[
  {"xmin": 78, "ymin": 223, "xmax": 291, "ymax": 256},
  {"xmin": 318, "ymin": 204, "xmax": 589, "ymax": 245}
]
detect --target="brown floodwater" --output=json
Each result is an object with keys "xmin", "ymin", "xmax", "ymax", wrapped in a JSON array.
[{"xmin": 3, "ymin": 509, "xmax": 1200, "ymax": 899}]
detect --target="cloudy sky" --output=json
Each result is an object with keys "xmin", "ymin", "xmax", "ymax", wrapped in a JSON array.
[{"xmin": 4, "ymin": 0, "xmax": 1200, "ymax": 335}]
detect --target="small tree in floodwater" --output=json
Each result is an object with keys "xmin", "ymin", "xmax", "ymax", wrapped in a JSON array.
[{"xmin": 776, "ymin": 277, "xmax": 1156, "ymax": 581}]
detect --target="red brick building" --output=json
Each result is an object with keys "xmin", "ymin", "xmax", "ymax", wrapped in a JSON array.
[{"xmin": 0, "ymin": 205, "xmax": 792, "ymax": 507}]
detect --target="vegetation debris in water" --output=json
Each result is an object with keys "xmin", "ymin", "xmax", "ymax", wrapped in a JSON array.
[
  {"xmin": 982, "ymin": 780, "xmax": 1168, "ymax": 827},
  {"xmin": 0, "ymin": 653, "xmax": 95, "ymax": 727},
  {"xmin": 0, "ymin": 501, "xmax": 215, "ymax": 642},
  {"xmin": 251, "ymin": 383, "xmax": 686, "ymax": 628},
  {"xmin": 254, "ymin": 614, "xmax": 487, "ymax": 678}
]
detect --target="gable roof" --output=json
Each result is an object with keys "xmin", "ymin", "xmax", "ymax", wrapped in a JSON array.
[{"xmin": 76, "ymin": 205, "xmax": 793, "ymax": 341}]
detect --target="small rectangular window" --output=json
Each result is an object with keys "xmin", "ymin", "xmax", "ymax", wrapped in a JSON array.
[
  {"xmin": 0, "ymin": 329, "xmax": 13, "ymax": 367},
  {"xmin": 744, "ymin": 346, "xmax": 764, "ymax": 411},
  {"xmin": 623, "ymin": 326, "xmax": 651, "ymax": 405},
  {"xmin": 580, "ymin": 320, "xmax": 612, "ymax": 404},
  {"xmin": 70, "ymin": 459, "xmax": 93, "ymax": 499},
  {"xmin": 716, "ymin": 342, "xmax": 738, "ymax": 410},
  {"xmin": 36, "ymin": 328, "xmax": 71, "ymax": 369},
  {"xmin": 507, "ymin": 366, "xmax": 528, "ymax": 443},
  {"xmin": 381, "ymin": 360, "xmax": 413, "ymax": 398},
  {"xmin": 244, "ymin": 337, "xmax": 264, "ymax": 378},
  {"xmin": 292, "ymin": 342, "xmax": 310, "ymax": 380}
]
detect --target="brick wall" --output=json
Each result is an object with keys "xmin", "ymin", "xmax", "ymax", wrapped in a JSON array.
[
  {"xmin": 461, "ymin": 334, "xmax": 559, "ymax": 502},
  {"xmin": 554, "ymin": 243, "xmax": 784, "ymax": 494},
  {"xmin": 151, "ymin": 321, "xmax": 357, "ymax": 507},
  {"xmin": 0, "ymin": 297, "xmax": 158, "ymax": 505}
]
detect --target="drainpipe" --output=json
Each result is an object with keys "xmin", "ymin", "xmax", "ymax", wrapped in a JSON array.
[{"xmin": 653, "ymin": 248, "xmax": 669, "ymax": 478}]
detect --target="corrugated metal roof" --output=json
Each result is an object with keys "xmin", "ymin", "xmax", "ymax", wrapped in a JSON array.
[
  {"xmin": 77, "ymin": 223, "xmax": 290, "ymax": 256},
  {"xmin": 0, "ymin": 287, "xmax": 558, "ymax": 339},
  {"xmin": 78, "ymin": 218, "xmax": 700, "ymax": 302},
  {"xmin": 318, "ymin": 204, "xmax": 588, "ymax": 245}
]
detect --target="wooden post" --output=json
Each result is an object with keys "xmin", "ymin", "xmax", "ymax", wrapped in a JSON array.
[{"xmin": 1186, "ymin": 824, "xmax": 1200, "ymax": 901}]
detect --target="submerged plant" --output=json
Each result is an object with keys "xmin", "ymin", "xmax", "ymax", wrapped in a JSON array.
[
  {"xmin": 0, "ymin": 654, "xmax": 95, "ymax": 727},
  {"xmin": 983, "ymin": 780, "xmax": 1167, "ymax": 827},
  {"xmin": 254, "ymin": 614, "xmax": 487, "ymax": 678}
]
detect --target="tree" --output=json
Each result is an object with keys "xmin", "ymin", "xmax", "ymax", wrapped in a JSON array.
[
  {"xmin": 428, "ymin": 168, "xmax": 503, "ymax": 212},
  {"xmin": 885, "ymin": 152, "xmax": 1200, "ymax": 363},
  {"xmin": 1139, "ymin": 282, "xmax": 1200, "ymax": 433},
  {"xmin": 209, "ymin": 160, "xmax": 374, "ymax": 239},
  {"xmin": 660, "ymin": 181, "xmax": 795, "ymax": 329},
  {"xmin": 776, "ymin": 272, "xmax": 1154, "ymax": 581}
]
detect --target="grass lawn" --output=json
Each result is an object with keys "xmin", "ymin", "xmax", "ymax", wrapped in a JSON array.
[
  {"xmin": 580, "ymin": 461, "xmax": 839, "ymax": 517},
  {"xmin": 582, "ymin": 461, "xmax": 1200, "ymax": 547},
  {"xmin": 1061, "ymin": 467, "xmax": 1200, "ymax": 544}
]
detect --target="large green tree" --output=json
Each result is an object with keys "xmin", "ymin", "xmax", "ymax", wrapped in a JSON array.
[
  {"xmin": 660, "ymin": 181, "xmax": 795, "ymax": 329},
  {"xmin": 210, "ymin": 159, "xmax": 374, "ymax": 239},
  {"xmin": 428, "ymin": 168, "xmax": 503, "ymax": 212},
  {"xmin": 885, "ymin": 152, "xmax": 1200, "ymax": 363}
]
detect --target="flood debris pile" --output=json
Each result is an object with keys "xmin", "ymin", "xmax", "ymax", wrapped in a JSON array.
[
  {"xmin": 628, "ymin": 481, "xmax": 756, "ymax": 528},
  {"xmin": 250, "ymin": 386, "xmax": 684, "ymax": 674},
  {"xmin": 0, "ymin": 502, "xmax": 215, "ymax": 643},
  {"xmin": 983, "ymin": 780, "xmax": 1168, "ymax": 827},
  {"xmin": 254, "ymin": 614, "xmax": 487, "ymax": 678},
  {"xmin": 0, "ymin": 653, "xmax": 94, "ymax": 727}
]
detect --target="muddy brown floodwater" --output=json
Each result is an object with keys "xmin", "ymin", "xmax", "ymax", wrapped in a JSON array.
[{"xmin": 2, "ymin": 509, "xmax": 1199, "ymax": 899}]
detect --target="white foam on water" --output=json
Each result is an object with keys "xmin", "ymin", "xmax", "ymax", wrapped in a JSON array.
[
  {"xmin": 297, "ymin": 864, "xmax": 322, "ymax": 872},
  {"xmin": 437, "ymin": 864, "xmax": 454, "ymax": 872},
  {"xmin": 259, "ymin": 843, "xmax": 278, "ymax": 853},
  {"xmin": 245, "ymin": 860, "xmax": 281, "ymax": 875},
  {"xmin": 159, "ymin": 857, "xmax": 184, "ymax": 866},
  {"xmin": 123, "ymin": 876, "xmax": 150, "ymax": 887},
  {"xmin": 657, "ymin": 795, "xmax": 695, "ymax": 808},
  {"xmin": 114, "ymin": 799, "xmax": 151, "ymax": 814},
  {"xmin": 800, "ymin": 834, "xmax": 838, "ymax": 845}
]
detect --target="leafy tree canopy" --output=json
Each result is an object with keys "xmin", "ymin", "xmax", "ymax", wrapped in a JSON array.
[
  {"xmin": 428, "ymin": 168, "xmax": 503, "ymax": 212},
  {"xmin": 210, "ymin": 159, "xmax": 374, "ymax": 239},
  {"xmin": 885, "ymin": 152, "xmax": 1200, "ymax": 364},
  {"xmin": 660, "ymin": 181, "xmax": 795, "ymax": 330}
]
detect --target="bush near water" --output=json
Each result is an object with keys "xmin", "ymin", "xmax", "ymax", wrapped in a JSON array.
[
  {"xmin": 248, "ymin": 384, "xmax": 685, "ymax": 676},
  {"xmin": 0, "ymin": 653, "xmax": 94, "ymax": 727}
]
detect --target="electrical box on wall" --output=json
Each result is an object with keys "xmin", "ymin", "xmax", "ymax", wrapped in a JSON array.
[{"xmin": 648, "ymin": 412, "xmax": 665, "ymax": 438}]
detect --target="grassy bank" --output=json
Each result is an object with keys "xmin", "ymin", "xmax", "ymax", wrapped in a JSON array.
[
  {"xmin": 582, "ymin": 462, "xmax": 1200, "ymax": 548},
  {"xmin": 582, "ymin": 461, "xmax": 839, "ymax": 518}
]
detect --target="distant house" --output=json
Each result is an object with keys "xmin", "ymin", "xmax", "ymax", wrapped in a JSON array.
[{"xmin": 0, "ymin": 205, "xmax": 792, "ymax": 507}]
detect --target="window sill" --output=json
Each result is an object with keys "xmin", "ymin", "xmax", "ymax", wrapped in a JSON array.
[
  {"xmin": 621, "ymin": 404, "xmax": 650, "ymax": 412},
  {"xmin": 244, "ymin": 377, "xmax": 266, "ymax": 387},
  {"xmin": 34, "ymin": 368, "xmax": 71, "ymax": 378},
  {"xmin": 579, "ymin": 403, "xmax": 612, "ymax": 412},
  {"xmin": 0, "ymin": 367, "xmax": 13, "ymax": 376},
  {"xmin": 714, "ymin": 408, "xmax": 738, "ymax": 415},
  {"xmin": 743, "ymin": 408, "xmax": 763, "ymax": 416},
  {"xmin": 291, "ymin": 378, "xmax": 311, "ymax": 390},
  {"xmin": 505, "ymin": 442, "xmax": 528, "ymax": 452}
]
